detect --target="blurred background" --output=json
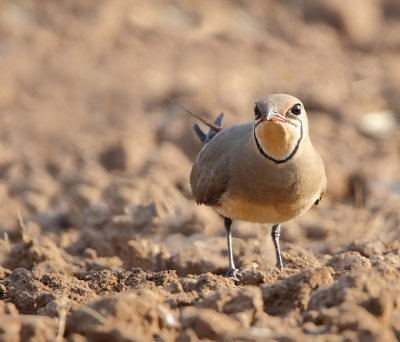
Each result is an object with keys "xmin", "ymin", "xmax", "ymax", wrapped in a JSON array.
[{"xmin": 0, "ymin": 0, "xmax": 400, "ymax": 271}]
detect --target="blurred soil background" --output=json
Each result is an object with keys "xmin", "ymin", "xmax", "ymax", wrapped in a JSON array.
[{"xmin": 1, "ymin": 0, "xmax": 400, "ymax": 341}]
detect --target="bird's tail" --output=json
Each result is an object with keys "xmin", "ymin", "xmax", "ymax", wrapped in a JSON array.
[
  {"xmin": 170, "ymin": 99, "xmax": 224, "ymax": 145},
  {"xmin": 193, "ymin": 113, "xmax": 224, "ymax": 144}
]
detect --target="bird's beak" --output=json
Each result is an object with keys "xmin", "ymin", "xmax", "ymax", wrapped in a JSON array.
[{"xmin": 265, "ymin": 108, "xmax": 288, "ymax": 122}]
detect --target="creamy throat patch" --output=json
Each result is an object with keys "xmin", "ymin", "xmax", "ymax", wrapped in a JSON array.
[{"xmin": 254, "ymin": 121, "xmax": 302, "ymax": 161}]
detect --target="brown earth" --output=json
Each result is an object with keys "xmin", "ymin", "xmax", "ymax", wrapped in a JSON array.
[{"xmin": 1, "ymin": 1, "xmax": 400, "ymax": 341}]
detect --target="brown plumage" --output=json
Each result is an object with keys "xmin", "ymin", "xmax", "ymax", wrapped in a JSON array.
[{"xmin": 189, "ymin": 94, "xmax": 326, "ymax": 277}]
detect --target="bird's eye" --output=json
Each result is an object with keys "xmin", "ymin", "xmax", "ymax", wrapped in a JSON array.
[
  {"xmin": 291, "ymin": 104, "xmax": 302, "ymax": 116},
  {"xmin": 254, "ymin": 104, "xmax": 263, "ymax": 119}
]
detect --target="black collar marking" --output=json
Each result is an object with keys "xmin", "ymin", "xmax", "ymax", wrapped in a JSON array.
[{"xmin": 253, "ymin": 120, "xmax": 303, "ymax": 164}]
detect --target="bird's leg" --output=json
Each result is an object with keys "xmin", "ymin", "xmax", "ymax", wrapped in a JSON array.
[
  {"xmin": 271, "ymin": 224, "xmax": 283, "ymax": 270},
  {"xmin": 224, "ymin": 217, "xmax": 241, "ymax": 278}
]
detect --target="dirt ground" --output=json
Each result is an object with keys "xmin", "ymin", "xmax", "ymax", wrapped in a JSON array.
[{"xmin": 1, "ymin": 0, "xmax": 400, "ymax": 341}]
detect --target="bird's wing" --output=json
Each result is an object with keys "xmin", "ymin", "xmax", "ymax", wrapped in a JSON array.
[
  {"xmin": 190, "ymin": 146, "xmax": 230, "ymax": 206},
  {"xmin": 190, "ymin": 123, "xmax": 252, "ymax": 206}
]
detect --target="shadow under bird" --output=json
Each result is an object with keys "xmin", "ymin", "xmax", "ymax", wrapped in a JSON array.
[{"xmin": 184, "ymin": 94, "xmax": 327, "ymax": 278}]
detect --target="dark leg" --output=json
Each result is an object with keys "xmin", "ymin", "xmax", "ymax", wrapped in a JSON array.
[
  {"xmin": 224, "ymin": 217, "xmax": 240, "ymax": 278},
  {"xmin": 271, "ymin": 224, "xmax": 283, "ymax": 270}
]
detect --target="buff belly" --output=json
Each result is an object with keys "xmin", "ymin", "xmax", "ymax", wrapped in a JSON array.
[{"xmin": 214, "ymin": 192, "xmax": 317, "ymax": 223}]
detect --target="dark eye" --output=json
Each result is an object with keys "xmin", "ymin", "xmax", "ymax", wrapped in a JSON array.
[
  {"xmin": 254, "ymin": 104, "xmax": 263, "ymax": 119},
  {"xmin": 291, "ymin": 103, "xmax": 302, "ymax": 116}
]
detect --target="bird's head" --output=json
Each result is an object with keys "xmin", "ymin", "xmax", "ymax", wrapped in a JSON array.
[{"xmin": 253, "ymin": 94, "xmax": 308, "ymax": 163}]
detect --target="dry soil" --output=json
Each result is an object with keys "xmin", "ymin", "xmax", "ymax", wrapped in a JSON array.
[{"xmin": 1, "ymin": 1, "xmax": 400, "ymax": 341}]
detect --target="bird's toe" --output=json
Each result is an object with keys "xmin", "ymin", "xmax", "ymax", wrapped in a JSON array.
[{"xmin": 225, "ymin": 268, "xmax": 242, "ymax": 279}]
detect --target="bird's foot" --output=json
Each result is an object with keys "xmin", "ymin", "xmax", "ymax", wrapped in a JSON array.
[{"xmin": 225, "ymin": 268, "xmax": 242, "ymax": 279}]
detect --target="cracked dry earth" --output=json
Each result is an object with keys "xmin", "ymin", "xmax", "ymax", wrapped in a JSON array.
[{"xmin": 1, "ymin": 0, "xmax": 400, "ymax": 341}]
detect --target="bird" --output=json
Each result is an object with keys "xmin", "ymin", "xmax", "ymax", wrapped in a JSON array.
[{"xmin": 185, "ymin": 94, "xmax": 327, "ymax": 278}]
